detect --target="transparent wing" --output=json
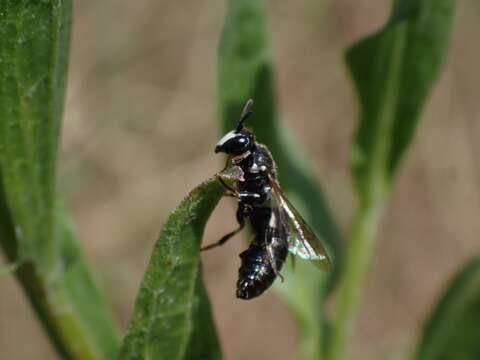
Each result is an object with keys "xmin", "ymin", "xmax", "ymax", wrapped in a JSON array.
[{"xmin": 268, "ymin": 174, "xmax": 330, "ymax": 270}]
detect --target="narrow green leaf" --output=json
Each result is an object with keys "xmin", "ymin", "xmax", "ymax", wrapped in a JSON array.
[
  {"xmin": 348, "ymin": 0, "xmax": 455, "ymax": 201},
  {"xmin": 0, "ymin": 2, "xmax": 120, "ymax": 358},
  {"xmin": 119, "ymin": 178, "xmax": 223, "ymax": 360},
  {"xmin": 0, "ymin": 0, "xmax": 71, "ymax": 270},
  {"xmin": 217, "ymin": 1, "xmax": 342, "ymax": 358},
  {"xmin": 50, "ymin": 208, "xmax": 121, "ymax": 359},
  {"xmin": 415, "ymin": 257, "xmax": 480, "ymax": 360},
  {"xmin": 328, "ymin": 1, "xmax": 455, "ymax": 359},
  {"xmin": 0, "ymin": 260, "xmax": 20, "ymax": 275},
  {"xmin": 183, "ymin": 275, "xmax": 222, "ymax": 360}
]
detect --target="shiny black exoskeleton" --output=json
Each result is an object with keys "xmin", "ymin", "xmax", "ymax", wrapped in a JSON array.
[
  {"xmin": 236, "ymin": 206, "xmax": 288, "ymax": 299},
  {"xmin": 202, "ymin": 99, "xmax": 331, "ymax": 299},
  {"xmin": 202, "ymin": 99, "xmax": 288, "ymax": 299}
]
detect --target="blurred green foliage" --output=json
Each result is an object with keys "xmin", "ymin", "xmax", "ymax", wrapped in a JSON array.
[
  {"xmin": 416, "ymin": 257, "xmax": 480, "ymax": 360},
  {"xmin": 3, "ymin": 1, "xmax": 478, "ymax": 360},
  {"xmin": 0, "ymin": 1, "xmax": 119, "ymax": 359},
  {"xmin": 328, "ymin": 0, "xmax": 455, "ymax": 359},
  {"xmin": 348, "ymin": 0, "xmax": 455, "ymax": 200}
]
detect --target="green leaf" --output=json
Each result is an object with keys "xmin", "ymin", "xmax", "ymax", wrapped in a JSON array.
[
  {"xmin": 49, "ymin": 208, "xmax": 120, "ymax": 359},
  {"xmin": 217, "ymin": 1, "xmax": 342, "ymax": 358},
  {"xmin": 119, "ymin": 178, "xmax": 223, "ymax": 360},
  {"xmin": 183, "ymin": 275, "xmax": 222, "ymax": 360},
  {"xmin": 328, "ymin": 1, "xmax": 455, "ymax": 359},
  {"xmin": 0, "ymin": 2, "xmax": 119, "ymax": 359},
  {"xmin": 415, "ymin": 257, "xmax": 480, "ymax": 360},
  {"xmin": 0, "ymin": 0, "xmax": 71, "ymax": 270},
  {"xmin": 347, "ymin": 0, "xmax": 455, "ymax": 202},
  {"xmin": 0, "ymin": 260, "xmax": 20, "ymax": 275}
]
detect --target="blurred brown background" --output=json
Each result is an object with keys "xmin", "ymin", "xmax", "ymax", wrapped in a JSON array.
[{"xmin": 1, "ymin": 1, "xmax": 479, "ymax": 359}]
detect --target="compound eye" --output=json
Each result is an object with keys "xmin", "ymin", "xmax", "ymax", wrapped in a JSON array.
[
  {"xmin": 235, "ymin": 135, "xmax": 251, "ymax": 151},
  {"xmin": 237, "ymin": 136, "xmax": 248, "ymax": 146}
]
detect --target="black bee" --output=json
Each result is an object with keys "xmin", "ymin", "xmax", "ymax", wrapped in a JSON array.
[{"xmin": 202, "ymin": 99, "xmax": 330, "ymax": 300}]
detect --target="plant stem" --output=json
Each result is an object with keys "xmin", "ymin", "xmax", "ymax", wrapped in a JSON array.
[
  {"xmin": 327, "ymin": 17, "xmax": 407, "ymax": 360},
  {"xmin": 326, "ymin": 199, "xmax": 385, "ymax": 360}
]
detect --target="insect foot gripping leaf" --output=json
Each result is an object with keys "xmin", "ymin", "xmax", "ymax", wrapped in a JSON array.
[
  {"xmin": 218, "ymin": 164, "xmax": 245, "ymax": 182},
  {"xmin": 118, "ymin": 177, "xmax": 225, "ymax": 360}
]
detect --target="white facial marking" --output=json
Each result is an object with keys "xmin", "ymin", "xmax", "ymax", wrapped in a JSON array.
[{"xmin": 216, "ymin": 131, "xmax": 237, "ymax": 147}]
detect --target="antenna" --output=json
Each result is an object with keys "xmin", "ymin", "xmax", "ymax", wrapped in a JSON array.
[{"xmin": 236, "ymin": 99, "xmax": 254, "ymax": 132}]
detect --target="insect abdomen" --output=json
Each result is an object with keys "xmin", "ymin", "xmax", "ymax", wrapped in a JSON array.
[{"xmin": 236, "ymin": 239, "xmax": 288, "ymax": 300}]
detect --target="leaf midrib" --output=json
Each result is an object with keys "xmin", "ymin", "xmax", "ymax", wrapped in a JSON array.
[{"xmin": 366, "ymin": 22, "xmax": 408, "ymax": 206}]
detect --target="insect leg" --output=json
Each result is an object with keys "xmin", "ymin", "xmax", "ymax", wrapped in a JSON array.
[
  {"xmin": 216, "ymin": 174, "xmax": 240, "ymax": 197},
  {"xmin": 201, "ymin": 204, "xmax": 246, "ymax": 251}
]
